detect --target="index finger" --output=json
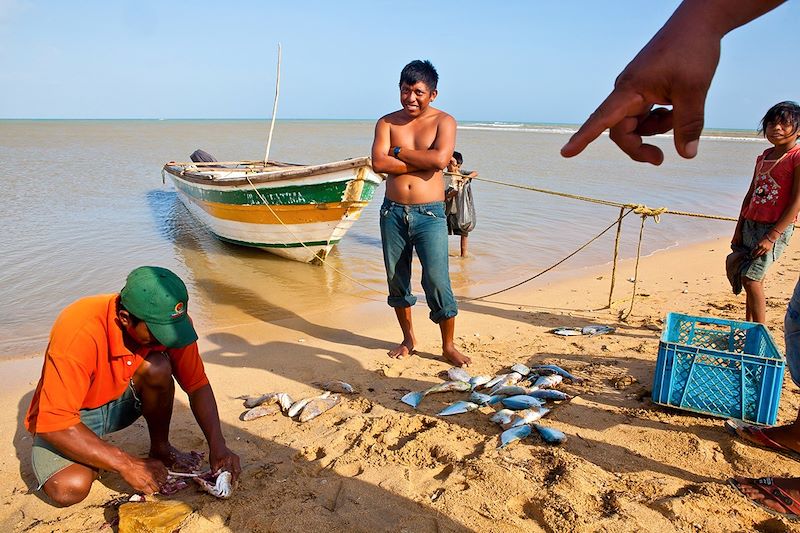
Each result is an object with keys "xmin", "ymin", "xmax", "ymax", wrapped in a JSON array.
[{"xmin": 561, "ymin": 90, "xmax": 644, "ymax": 158}]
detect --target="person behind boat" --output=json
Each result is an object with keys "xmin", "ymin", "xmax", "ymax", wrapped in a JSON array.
[
  {"xmin": 445, "ymin": 151, "xmax": 479, "ymax": 258},
  {"xmin": 731, "ymin": 101, "xmax": 800, "ymax": 324},
  {"xmin": 558, "ymin": 0, "xmax": 800, "ymax": 520},
  {"xmin": 370, "ymin": 59, "xmax": 470, "ymax": 367},
  {"xmin": 24, "ymin": 266, "xmax": 241, "ymax": 506}
]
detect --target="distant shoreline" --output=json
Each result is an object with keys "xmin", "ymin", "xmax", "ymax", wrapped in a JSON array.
[{"xmin": 0, "ymin": 117, "xmax": 764, "ymax": 137}]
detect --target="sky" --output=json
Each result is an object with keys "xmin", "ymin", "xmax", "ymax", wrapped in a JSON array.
[{"xmin": 0, "ymin": 0, "xmax": 797, "ymax": 129}]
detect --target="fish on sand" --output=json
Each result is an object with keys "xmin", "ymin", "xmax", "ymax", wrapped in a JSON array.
[
  {"xmin": 299, "ymin": 394, "xmax": 342, "ymax": 423},
  {"xmin": 401, "ymin": 380, "xmax": 472, "ymax": 408}
]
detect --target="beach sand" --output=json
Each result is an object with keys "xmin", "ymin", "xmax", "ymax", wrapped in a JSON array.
[{"xmin": 3, "ymin": 237, "xmax": 800, "ymax": 532}]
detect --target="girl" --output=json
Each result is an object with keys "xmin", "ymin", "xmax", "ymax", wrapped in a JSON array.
[{"xmin": 733, "ymin": 101, "xmax": 800, "ymax": 323}]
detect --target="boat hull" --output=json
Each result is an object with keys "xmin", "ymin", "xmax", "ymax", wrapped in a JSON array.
[{"xmin": 163, "ymin": 158, "xmax": 382, "ymax": 263}]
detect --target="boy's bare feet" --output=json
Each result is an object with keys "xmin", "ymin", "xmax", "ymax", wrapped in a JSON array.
[
  {"xmin": 388, "ymin": 339, "xmax": 416, "ymax": 359},
  {"xmin": 443, "ymin": 345, "xmax": 470, "ymax": 367}
]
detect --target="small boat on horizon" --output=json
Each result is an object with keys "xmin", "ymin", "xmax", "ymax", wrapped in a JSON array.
[{"xmin": 162, "ymin": 156, "xmax": 384, "ymax": 263}]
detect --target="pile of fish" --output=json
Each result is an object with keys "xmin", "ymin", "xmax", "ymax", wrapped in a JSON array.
[
  {"xmin": 401, "ymin": 363, "xmax": 581, "ymax": 449},
  {"xmin": 238, "ymin": 380, "xmax": 355, "ymax": 423}
]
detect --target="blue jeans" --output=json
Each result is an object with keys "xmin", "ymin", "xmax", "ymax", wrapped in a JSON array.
[
  {"xmin": 785, "ymin": 280, "xmax": 800, "ymax": 387},
  {"xmin": 379, "ymin": 198, "xmax": 458, "ymax": 323}
]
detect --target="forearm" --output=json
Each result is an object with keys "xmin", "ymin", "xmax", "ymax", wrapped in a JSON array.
[
  {"xmin": 770, "ymin": 205, "xmax": 800, "ymax": 237},
  {"xmin": 371, "ymin": 152, "xmax": 420, "ymax": 175},
  {"xmin": 188, "ymin": 384, "xmax": 226, "ymax": 451},
  {"xmin": 39, "ymin": 424, "xmax": 135, "ymax": 474},
  {"xmin": 669, "ymin": 0, "xmax": 786, "ymax": 38},
  {"xmin": 396, "ymin": 148, "xmax": 450, "ymax": 171}
]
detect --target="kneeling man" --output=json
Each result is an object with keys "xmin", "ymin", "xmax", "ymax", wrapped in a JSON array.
[{"xmin": 25, "ymin": 266, "xmax": 240, "ymax": 506}]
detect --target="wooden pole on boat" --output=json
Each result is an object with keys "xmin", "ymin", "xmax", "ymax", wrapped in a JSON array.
[{"xmin": 264, "ymin": 43, "xmax": 282, "ymax": 165}]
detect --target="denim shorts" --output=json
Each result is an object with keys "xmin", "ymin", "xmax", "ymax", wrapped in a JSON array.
[
  {"xmin": 31, "ymin": 381, "xmax": 142, "ymax": 489},
  {"xmin": 379, "ymin": 198, "xmax": 458, "ymax": 323},
  {"xmin": 785, "ymin": 281, "xmax": 800, "ymax": 388},
  {"xmin": 742, "ymin": 220, "xmax": 793, "ymax": 281}
]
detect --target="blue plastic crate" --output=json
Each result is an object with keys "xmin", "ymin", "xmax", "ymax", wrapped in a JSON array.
[{"xmin": 652, "ymin": 313, "xmax": 785, "ymax": 425}]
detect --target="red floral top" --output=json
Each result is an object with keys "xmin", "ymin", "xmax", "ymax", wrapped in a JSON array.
[{"xmin": 742, "ymin": 145, "xmax": 800, "ymax": 223}]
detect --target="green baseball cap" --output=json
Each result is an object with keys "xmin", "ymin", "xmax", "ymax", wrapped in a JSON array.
[{"xmin": 120, "ymin": 266, "xmax": 198, "ymax": 348}]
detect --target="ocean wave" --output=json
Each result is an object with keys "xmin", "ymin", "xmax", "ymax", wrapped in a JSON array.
[
  {"xmin": 459, "ymin": 125, "xmax": 577, "ymax": 134},
  {"xmin": 459, "ymin": 124, "xmax": 764, "ymax": 142}
]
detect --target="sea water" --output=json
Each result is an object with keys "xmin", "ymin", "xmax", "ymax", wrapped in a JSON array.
[{"xmin": 0, "ymin": 119, "xmax": 765, "ymax": 357}]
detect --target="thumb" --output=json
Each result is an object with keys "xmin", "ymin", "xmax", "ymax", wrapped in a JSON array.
[{"xmin": 670, "ymin": 91, "xmax": 706, "ymax": 159}]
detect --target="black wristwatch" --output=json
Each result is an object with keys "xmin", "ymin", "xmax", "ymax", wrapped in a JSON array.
[{"xmin": 393, "ymin": 146, "xmax": 401, "ymax": 158}]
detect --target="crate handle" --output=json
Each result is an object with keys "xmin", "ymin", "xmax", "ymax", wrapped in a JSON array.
[{"xmin": 694, "ymin": 321, "xmax": 730, "ymax": 332}]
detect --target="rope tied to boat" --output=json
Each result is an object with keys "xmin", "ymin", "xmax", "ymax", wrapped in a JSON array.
[{"xmin": 447, "ymin": 173, "xmax": 737, "ymax": 318}]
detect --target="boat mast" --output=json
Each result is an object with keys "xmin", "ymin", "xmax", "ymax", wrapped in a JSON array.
[{"xmin": 264, "ymin": 43, "xmax": 282, "ymax": 165}]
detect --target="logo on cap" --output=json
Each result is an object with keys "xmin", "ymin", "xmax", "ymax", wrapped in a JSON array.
[{"xmin": 171, "ymin": 301, "xmax": 186, "ymax": 318}]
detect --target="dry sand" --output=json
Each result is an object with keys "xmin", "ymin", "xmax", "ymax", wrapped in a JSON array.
[{"xmin": 3, "ymin": 237, "xmax": 800, "ymax": 532}]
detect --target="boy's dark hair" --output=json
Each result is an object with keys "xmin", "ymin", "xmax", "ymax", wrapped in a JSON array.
[
  {"xmin": 759, "ymin": 101, "xmax": 800, "ymax": 136},
  {"xmin": 452, "ymin": 151, "xmax": 463, "ymax": 165},
  {"xmin": 399, "ymin": 60, "xmax": 438, "ymax": 91}
]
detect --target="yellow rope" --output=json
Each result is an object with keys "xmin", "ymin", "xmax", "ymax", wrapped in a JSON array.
[
  {"xmin": 458, "ymin": 174, "xmax": 738, "ymax": 222},
  {"xmin": 244, "ymin": 176, "xmax": 385, "ymax": 300}
]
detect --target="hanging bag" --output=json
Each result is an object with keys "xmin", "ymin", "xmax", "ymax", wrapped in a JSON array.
[{"xmin": 456, "ymin": 180, "xmax": 476, "ymax": 232}]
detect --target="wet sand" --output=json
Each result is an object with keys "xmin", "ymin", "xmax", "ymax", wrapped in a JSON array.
[{"xmin": 3, "ymin": 237, "xmax": 800, "ymax": 532}]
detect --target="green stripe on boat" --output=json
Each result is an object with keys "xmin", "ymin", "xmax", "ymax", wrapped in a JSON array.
[{"xmin": 172, "ymin": 178, "xmax": 378, "ymax": 206}]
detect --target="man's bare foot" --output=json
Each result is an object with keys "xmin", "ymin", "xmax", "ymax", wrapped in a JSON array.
[
  {"xmin": 150, "ymin": 445, "xmax": 204, "ymax": 472},
  {"xmin": 388, "ymin": 340, "xmax": 415, "ymax": 359},
  {"xmin": 443, "ymin": 345, "xmax": 471, "ymax": 367}
]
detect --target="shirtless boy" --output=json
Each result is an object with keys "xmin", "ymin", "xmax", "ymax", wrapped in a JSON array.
[{"xmin": 371, "ymin": 59, "xmax": 470, "ymax": 367}]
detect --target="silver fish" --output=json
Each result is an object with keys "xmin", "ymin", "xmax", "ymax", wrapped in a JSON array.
[
  {"xmin": 551, "ymin": 327, "xmax": 583, "ymax": 336},
  {"xmin": 288, "ymin": 391, "xmax": 329, "ymax": 418},
  {"xmin": 437, "ymin": 401, "xmax": 479, "ymax": 416},
  {"xmin": 531, "ymin": 364, "xmax": 583, "ymax": 383},
  {"xmin": 534, "ymin": 424, "xmax": 567, "ymax": 444},
  {"xmin": 482, "ymin": 373, "xmax": 509, "ymax": 389},
  {"xmin": 242, "ymin": 404, "xmax": 280, "ymax": 421},
  {"xmin": 490, "ymin": 385, "xmax": 535, "ymax": 397},
  {"xmin": 447, "ymin": 367, "xmax": 472, "ymax": 383},
  {"xmin": 469, "ymin": 391, "xmax": 494, "ymax": 406},
  {"xmin": 401, "ymin": 380, "xmax": 471, "ymax": 409},
  {"xmin": 468, "ymin": 375, "xmax": 492, "ymax": 390},
  {"xmin": 275, "ymin": 392, "xmax": 294, "ymax": 412},
  {"xmin": 314, "ymin": 380, "xmax": 356, "ymax": 394},
  {"xmin": 242, "ymin": 393, "xmax": 277, "ymax": 409},
  {"xmin": 510, "ymin": 363, "xmax": 531, "ymax": 376},
  {"xmin": 487, "ymin": 372, "xmax": 524, "ymax": 392},
  {"xmin": 299, "ymin": 394, "xmax": 341, "ymax": 423},
  {"xmin": 490, "ymin": 409, "xmax": 515, "ymax": 426},
  {"xmin": 503, "ymin": 407, "xmax": 550, "ymax": 429},
  {"xmin": 501, "ymin": 395, "xmax": 545, "ymax": 410},
  {"xmin": 533, "ymin": 374, "xmax": 563, "ymax": 389},
  {"xmin": 529, "ymin": 389, "xmax": 572, "ymax": 401},
  {"xmin": 195, "ymin": 470, "xmax": 235, "ymax": 499},
  {"xmin": 581, "ymin": 325, "xmax": 615, "ymax": 336},
  {"xmin": 499, "ymin": 425, "xmax": 532, "ymax": 448}
]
